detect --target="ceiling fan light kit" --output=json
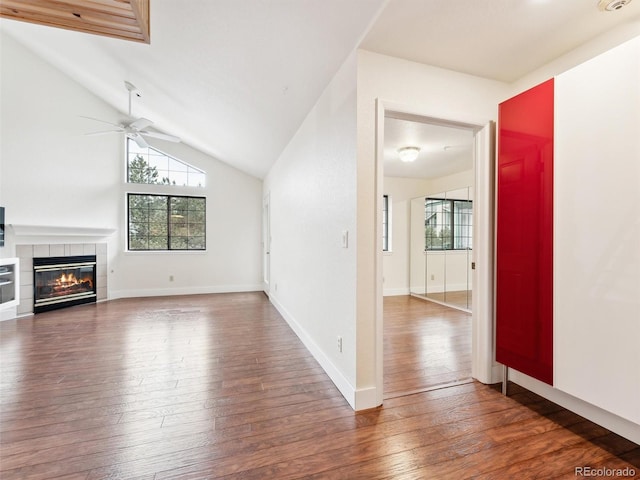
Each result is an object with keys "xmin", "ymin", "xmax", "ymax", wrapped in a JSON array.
[{"xmin": 83, "ymin": 81, "xmax": 180, "ymax": 148}]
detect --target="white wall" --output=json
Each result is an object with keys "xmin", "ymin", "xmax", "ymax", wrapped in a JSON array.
[
  {"xmin": 554, "ymin": 34, "xmax": 640, "ymax": 428},
  {"xmin": 357, "ymin": 50, "xmax": 510, "ymax": 407},
  {"xmin": 263, "ymin": 52, "xmax": 359, "ymax": 406},
  {"xmin": 0, "ymin": 32, "xmax": 263, "ymax": 313},
  {"xmin": 112, "ymin": 138, "xmax": 263, "ymax": 298},
  {"xmin": 503, "ymin": 30, "xmax": 640, "ymax": 443},
  {"xmin": 428, "ymin": 170, "xmax": 474, "ymax": 197},
  {"xmin": 0, "ymin": 32, "xmax": 121, "ymax": 253},
  {"xmin": 382, "ymin": 176, "xmax": 430, "ymax": 296}
]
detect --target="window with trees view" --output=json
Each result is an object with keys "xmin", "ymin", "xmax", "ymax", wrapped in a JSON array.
[
  {"xmin": 425, "ymin": 198, "xmax": 472, "ymax": 250},
  {"xmin": 125, "ymin": 138, "xmax": 207, "ymax": 251},
  {"xmin": 127, "ymin": 139, "xmax": 205, "ymax": 187},
  {"xmin": 128, "ymin": 194, "xmax": 206, "ymax": 251}
]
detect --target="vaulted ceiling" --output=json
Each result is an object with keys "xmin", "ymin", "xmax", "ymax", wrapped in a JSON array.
[{"xmin": 1, "ymin": 0, "xmax": 639, "ymax": 179}]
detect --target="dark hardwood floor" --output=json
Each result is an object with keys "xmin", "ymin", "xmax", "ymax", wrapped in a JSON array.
[
  {"xmin": 384, "ymin": 295, "xmax": 472, "ymax": 398},
  {"xmin": 1, "ymin": 292, "xmax": 638, "ymax": 479}
]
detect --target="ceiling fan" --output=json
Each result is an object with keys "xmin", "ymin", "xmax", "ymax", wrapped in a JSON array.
[{"xmin": 82, "ymin": 81, "xmax": 180, "ymax": 148}]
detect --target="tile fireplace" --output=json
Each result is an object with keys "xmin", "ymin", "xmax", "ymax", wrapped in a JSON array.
[{"xmin": 15, "ymin": 242, "xmax": 108, "ymax": 317}]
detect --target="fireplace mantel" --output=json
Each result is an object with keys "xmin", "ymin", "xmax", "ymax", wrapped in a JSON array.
[{"xmin": 10, "ymin": 225, "xmax": 116, "ymax": 243}]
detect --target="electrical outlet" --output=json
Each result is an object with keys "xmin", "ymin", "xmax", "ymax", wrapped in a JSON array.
[{"xmin": 337, "ymin": 336, "xmax": 343, "ymax": 352}]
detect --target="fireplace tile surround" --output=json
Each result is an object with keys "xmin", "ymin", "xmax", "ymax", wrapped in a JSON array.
[{"xmin": 16, "ymin": 243, "xmax": 107, "ymax": 316}]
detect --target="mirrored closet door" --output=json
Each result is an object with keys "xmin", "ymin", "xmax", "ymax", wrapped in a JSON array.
[{"xmin": 409, "ymin": 187, "xmax": 473, "ymax": 311}]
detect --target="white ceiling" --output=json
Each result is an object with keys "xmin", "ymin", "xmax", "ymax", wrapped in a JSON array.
[
  {"xmin": 361, "ymin": 0, "xmax": 640, "ymax": 83},
  {"xmin": 1, "ymin": 0, "xmax": 639, "ymax": 179},
  {"xmin": 384, "ymin": 116, "xmax": 474, "ymax": 179}
]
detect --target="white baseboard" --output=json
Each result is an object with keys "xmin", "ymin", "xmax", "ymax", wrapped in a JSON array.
[
  {"xmin": 508, "ymin": 368, "xmax": 640, "ymax": 444},
  {"xmin": 422, "ymin": 283, "xmax": 471, "ymax": 294},
  {"xmin": 354, "ymin": 386, "xmax": 379, "ymax": 410},
  {"xmin": 110, "ymin": 284, "xmax": 263, "ymax": 299},
  {"xmin": 0, "ymin": 307, "xmax": 17, "ymax": 322},
  {"xmin": 383, "ymin": 287, "xmax": 410, "ymax": 296},
  {"xmin": 5, "ymin": 285, "xmax": 264, "ymax": 319},
  {"xmin": 268, "ymin": 293, "xmax": 362, "ymax": 410},
  {"xmin": 490, "ymin": 363, "xmax": 504, "ymax": 384}
]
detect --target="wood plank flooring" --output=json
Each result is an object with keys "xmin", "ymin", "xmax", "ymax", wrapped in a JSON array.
[
  {"xmin": 420, "ymin": 290, "xmax": 472, "ymax": 311},
  {"xmin": 1, "ymin": 292, "xmax": 638, "ymax": 479},
  {"xmin": 384, "ymin": 295, "xmax": 472, "ymax": 398}
]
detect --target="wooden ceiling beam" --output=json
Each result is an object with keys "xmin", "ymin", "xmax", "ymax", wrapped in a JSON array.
[
  {"xmin": 0, "ymin": 0, "xmax": 150, "ymax": 44},
  {"xmin": 129, "ymin": 0, "xmax": 149, "ymax": 44}
]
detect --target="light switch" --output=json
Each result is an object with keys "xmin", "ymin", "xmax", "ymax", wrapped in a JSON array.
[{"xmin": 342, "ymin": 230, "xmax": 349, "ymax": 248}]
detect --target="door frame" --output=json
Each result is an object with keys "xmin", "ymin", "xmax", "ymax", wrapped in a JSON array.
[
  {"xmin": 262, "ymin": 192, "xmax": 271, "ymax": 295},
  {"xmin": 374, "ymin": 99, "xmax": 499, "ymax": 406}
]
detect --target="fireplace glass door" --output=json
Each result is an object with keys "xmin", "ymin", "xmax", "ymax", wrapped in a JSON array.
[{"xmin": 33, "ymin": 255, "xmax": 97, "ymax": 313}]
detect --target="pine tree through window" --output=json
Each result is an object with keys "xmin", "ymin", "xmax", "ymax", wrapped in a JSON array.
[
  {"xmin": 127, "ymin": 139, "xmax": 205, "ymax": 187},
  {"xmin": 126, "ymin": 139, "xmax": 206, "ymax": 251},
  {"xmin": 425, "ymin": 198, "xmax": 472, "ymax": 251},
  {"xmin": 128, "ymin": 194, "xmax": 206, "ymax": 251}
]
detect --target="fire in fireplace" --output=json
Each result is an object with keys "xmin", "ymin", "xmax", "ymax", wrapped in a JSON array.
[{"xmin": 33, "ymin": 255, "xmax": 97, "ymax": 313}]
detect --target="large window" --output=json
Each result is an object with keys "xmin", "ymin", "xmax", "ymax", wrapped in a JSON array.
[
  {"xmin": 126, "ymin": 138, "xmax": 207, "ymax": 251},
  {"xmin": 128, "ymin": 194, "xmax": 206, "ymax": 251},
  {"xmin": 425, "ymin": 197, "xmax": 472, "ymax": 250},
  {"xmin": 127, "ymin": 139, "xmax": 205, "ymax": 187}
]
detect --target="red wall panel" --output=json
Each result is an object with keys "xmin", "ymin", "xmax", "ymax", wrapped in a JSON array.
[{"xmin": 496, "ymin": 79, "xmax": 554, "ymax": 385}]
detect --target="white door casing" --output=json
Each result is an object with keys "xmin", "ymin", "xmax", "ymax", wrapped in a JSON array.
[{"xmin": 374, "ymin": 99, "xmax": 497, "ymax": 407}]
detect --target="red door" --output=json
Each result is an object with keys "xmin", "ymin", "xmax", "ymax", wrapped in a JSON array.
[{"xmin": 496, "ymin": 79, "xmax": 554, "ymax": 385}]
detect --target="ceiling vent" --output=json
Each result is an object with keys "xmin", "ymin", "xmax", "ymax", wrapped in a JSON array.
[{"xmin": 598, "ymin": 0, "xmax": 632, "ymax": 11}]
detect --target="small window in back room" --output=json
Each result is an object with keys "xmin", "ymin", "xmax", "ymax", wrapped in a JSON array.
[
  {"xmin": 383, "ymin": 195, "xmax": 391, "ymax": 252},
  {"xmin": 425, "ymin": 197, "xmax": 472, "ymax": 251}
]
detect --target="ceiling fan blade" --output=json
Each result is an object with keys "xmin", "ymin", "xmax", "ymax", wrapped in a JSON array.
[
  {"xmin": 140, "ymin": 130, "xmax": 181, "ymax": 143},
  {"xmin": 84, "ymin": 129, "xmax": 123, "ymax": 136},
  {"xmin": 130, "ymin": 133, "xmax": 149, "ymax": 148},
  {"xmin": 129, "ymin": 117, "xmax": 153, "ymax": 130},
  {"xmin": 79, "ymin": 115, "xmax": 122, "ymax": 128}
]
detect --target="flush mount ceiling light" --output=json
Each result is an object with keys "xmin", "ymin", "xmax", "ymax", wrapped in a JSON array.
[
  {"xmin": 398, "ymin": 146, "xmax": 421, "ymax": 162},
  {"xmin": 598, "ymin": 0, "xmax": 632, "ymax": 11}
]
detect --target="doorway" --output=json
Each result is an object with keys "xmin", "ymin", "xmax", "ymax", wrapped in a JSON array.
[
  {"xmin": 382, "ymin": 112, "xmax": 475, "ymax": 397},
  {"xmin": 374, "ymin": 102, "xmax": 496, "ymax": 405},
  {"xmin": 262, "ymin": 193, "xmax": 271, "ymax": 295}
]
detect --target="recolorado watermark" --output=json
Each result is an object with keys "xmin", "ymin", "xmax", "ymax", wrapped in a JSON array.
[{"xmin": 575, "ymin": 466, "xmax": 636, "ymax": 477}]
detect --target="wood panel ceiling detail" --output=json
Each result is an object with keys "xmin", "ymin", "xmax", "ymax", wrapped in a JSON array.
[{"xmin": 0, "ymin": 0, "xmax": 150, "ymax": 44}]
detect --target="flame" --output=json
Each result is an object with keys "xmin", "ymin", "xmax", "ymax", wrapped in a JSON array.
[{"xmin": 55, "ymin": 272, "xmax": 92, "ymax": 288}]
